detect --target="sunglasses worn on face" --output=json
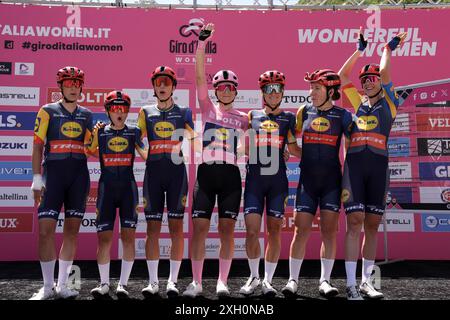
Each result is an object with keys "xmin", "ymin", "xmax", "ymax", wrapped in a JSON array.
[
  {"xmin": 360, "ymin": 75, "xmax": 380, "ymax": 85},
  {"xmin": 108, "ymin": 105, "xmax": 129, "ymax": 113},
  {"xmin": 216, "ymin": 84, "xmax": 237, "ymax": 92},
  {"xmin": 262, "ymin": 83, "xmax": 283, "ymax": 94},
  {"xmin": 62, "ymin": 79, "xmax": 83, "ymax": 88},
  {"xmin": 155, "ymin": 76, "xmax": 173, "ymax": 87}
]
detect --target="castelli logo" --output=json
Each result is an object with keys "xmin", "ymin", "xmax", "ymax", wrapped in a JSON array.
[{"xmin": 441, "ymin": 189, "xmax": 450, "ymax": 203}]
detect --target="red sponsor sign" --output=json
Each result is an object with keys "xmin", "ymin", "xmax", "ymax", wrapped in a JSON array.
[
  {"xmin": 47, "ymin": 88, "xmax": 114, "ymax": 107},
  {"xmin": 350, "ymin": 132, "xmax": 386, "ymax": 150},
  {"xmin": 87, "ymin": 188, "xmax": 98, "ymax": 207},
  {"xmin": 103, "ymin": 153, "xmax": 133, "ymax": 166},
  {"xmin": 416, "ymin": 114, "xmax": 450, "ymax": 132},
  {"xmin": 282, "ymin": 210, "xmax": 321, "ymax": 233},
  {"xmin": 0, "ymin": 213, "xmax": 33, "ymax": 233},
  {"xmin": 254, "ymin": 135, "xmax": 284, "ymax": 148},
  {"xmin": 149, "ymin": 140, "xmax": 181, "ymax": 154},
  {"xmin": 303, "ymin": 132, "xmax": 338, "ymax": 146},
  {"xmin": 49, "ymin": 140, "xmax": 85, "ymax": 153}
]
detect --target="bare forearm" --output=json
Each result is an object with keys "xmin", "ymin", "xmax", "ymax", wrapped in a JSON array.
[{"xmin": 32, "ymin": 144, "xmax": 43, "ymax": 175}]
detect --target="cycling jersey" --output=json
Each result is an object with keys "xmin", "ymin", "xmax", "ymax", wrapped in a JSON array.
[
  {"xmin": 137, "ymin": 104, "xmax": 195, "ymax": 162},
  {"xmin": 343, "ymin": 82, "xmax": 399, "ymax": 157},
  {"xmin": 244, "ymin": 109, "xmax": 296, "ymax": 218},
  {"xmin": 34, "ymin": 102, "xmax": 93, "ymax": 220},
  {"xmin": 138, "ymin": 104, "xmax": 193, "ymax": 221},
  {"xmin": 34, "ymin": 102, "xmax": 93, "ymax": 164},
  {"xmin": 294, "ymin": 104, "xmax": 352, "ymax": 215}
]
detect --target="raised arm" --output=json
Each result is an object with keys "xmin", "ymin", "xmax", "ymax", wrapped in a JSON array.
[
  {"xmin": 196, "ymin": 23, "xmax": 214, "ymax": 104},
  {"xmin": 380, "ymin": 32, "xmax": 407, "ymax": 85},
  {"xmin": 338, "ymin": 27, "xmax": 367, "ymax": 87}
]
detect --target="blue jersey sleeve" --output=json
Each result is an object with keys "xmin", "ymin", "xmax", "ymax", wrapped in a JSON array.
[
  {"xmin": 135, "ymin": 126, "xmax": 145, "ymax": 149},
  {"xmin": 382, "ymin": 82, "xmax": 400, "ymax": 118},
  {"xmin": 342, "ymin": 110, "xmax": 353, "ymax": 138}
]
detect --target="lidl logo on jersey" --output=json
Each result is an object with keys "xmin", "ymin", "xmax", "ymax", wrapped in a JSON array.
[
  {"xmin": 286, "ymin": 162, "xmax": 300, "ymax": 182},
  {"xmin": 419, "ymin": 162, "xmax": 450, "ymax": 180},
  {"xmin": 419, "ymin": 187, "xmax": 450, "ymax": 210},
  {"xmin": 422, "ymin": 214, "xmax": 450, "ymax": 232},
  {"xmin": 60, "ymin": 121, "xmax": 83, "ymax": 138},
  {"xmin": 154, "ymin": 121, "xmax": 175, "ymax": 138},
  {"xmin": 417, "ymin": 138, "xmax": 450, "ymax": 157},
  {"xmin": 0, "ymin": 136, "xmax": 33, "ymax": 156},
  {"xmin": 416, "ymin": 114, "xmax": 450, "ymax": 132},
  {"xmin": 0, "ymin": 187, "xmax": 33, "ymax": 206},
  {"xmin": 391, "ymin": 113, "xmax": 409, "ymax": 132},
  {"xmin": 0, "ymin": 86, "xmax": 40, "ymax": 106},
  {"xmin": 311, "ymin": 117, "xmax": 330, "ymax": 132},
  {"xmin": 107, "ymin": 137, "xmax": 129, "ymax": 152},
  {"xmin": 356, "ymin": 115, "xmax": 378, "ymax": 131},
  {"xmin": 389, "ymin": 162, "xmax": 412, "ymax": 182},
  {"xmin": 260, "ymin": 120, "xmax": 279, "ymax": 132},
  {"xmin": 0, "ymin": 213, "xmax": 33, "ymax": 233},
  {"xmin": 388, "ymin": 137, "xmax": 410, "ymax": 157},
  {"xmin": 0, "ymin": 162, "xmax": 33, "ymax": 181},
  {"xmin": 0, "ymin": 111, "xmax": 36, "ymax": 130}
]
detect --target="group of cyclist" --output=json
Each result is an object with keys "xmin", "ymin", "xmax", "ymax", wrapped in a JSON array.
[{"xmin": 29, "ymin": 22, "xmax": 406, "ymax": 300}]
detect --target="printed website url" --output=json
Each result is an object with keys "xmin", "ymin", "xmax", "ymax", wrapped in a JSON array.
[{"xmin": 21, "ymin": 41, "xmax": 123, "ymax": 52}]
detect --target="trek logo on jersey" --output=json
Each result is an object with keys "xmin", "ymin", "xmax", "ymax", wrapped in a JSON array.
[
  {"xmin": 103, "ymin": 154, "xmax": 132, "ymax": 166},
  {"xmin": 107, "ymin": 137, "xmax": 129, "ymax": 152},
  {"xmin": 417, "ymin": 138, "xmax": 450, "ymax": 157},
  {"xmin": 422, "ymin": 214, "xmax": 450, "ymax": 232},
  {"xmin": 389, "ymin": 162, "xmax": 412, "ymax": 181},
  {"xmin": 0, "ymin": 112, "xmax": 36, "ymax": 130},
  {"xmin": 0, "ymin": 86, "xmax": 40, "ymax": 106},
  {"xmin": 310, "ymin": 117, "xmax": 330, "ymax": 132},
  {"xmin": 356, "ymin": 115, "xmax": 378, "ymax": 131},
  {"xmin": 255, "ymin": 135, "xmax": 284, "ymax": 148},
  {"xmin": 0, "ymin": 213, "xmax": 33, "ymax": 233},
  {"xmin": 260, "ymin": 120, "xmax": 279, "ymax": 132},
  {"xmin": 419, "ymin": 162, "xmax": 450, "ymax": 180},
  {"xmin": 416, "ymin": 114, "xmax": 450, "ymax": 132},
  {"xmin": 388, "ymin": 137, "xmax": 410, "ymax": 157},
  {"xmin": 154, "ymin": 121, "xmax": 175, "ymax": 138},
  {"xmin": 61, "ymin": 121, "xmax": 83, "ymax": 138}
]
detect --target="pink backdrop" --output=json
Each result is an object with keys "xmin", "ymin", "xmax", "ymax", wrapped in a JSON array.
[{"xmin": 0, "ymin": 4, "xmax": 449, "ymax": 261}]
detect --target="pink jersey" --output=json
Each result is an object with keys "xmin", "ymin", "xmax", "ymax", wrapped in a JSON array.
[{"xmin": 197, "ymin": 83, "xmax": 249, "ymax": 164}]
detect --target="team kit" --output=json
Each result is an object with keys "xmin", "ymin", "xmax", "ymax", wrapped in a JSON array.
[{"xmin": 28, "ymin": 23, "xmax": 407, "ymax": 301}]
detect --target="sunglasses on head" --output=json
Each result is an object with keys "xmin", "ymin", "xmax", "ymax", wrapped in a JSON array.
[
  {"xmin": 62, "ymin": 79, "xmax": 83, "ymax": 88},
  {"xmin": 154, "ymin": 76, "xmax": 173, "ymax": 87},
  {"xmin": 360, "ymin": 75, "xmax": 380, "ymax": 85},
  {"xmin": 216, "ymin": 84, "xmax": 237, "ymax": 92},
  {"xmin": 262, "ymin": 83, "xmax": 284, "ymax": 94},
  {"xmin": 108, "ymin": 105, "xmax": 129, "ymax": 113}
]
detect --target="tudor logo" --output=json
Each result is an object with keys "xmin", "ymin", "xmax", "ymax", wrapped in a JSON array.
[
  {"xmin": 107, "ymin": 137, "xmax": 128, "ymax": 152},
  {"xmin": 357, "ymin": 115, "xmax": 378, "ymax": 131},
  {"xmin": 154, "ymin": 121, "xmax": 175, "ymax": 138},
  {"xmin": 260, "ymin": 120, "xmax": 279, "ymax": 132},
  {"xmin": 61, "ymin": 121, "xmax": 82, "ymax": 138},
  {"xmin": 311, "ymin": 117, "xmax": 330, "ymax": 132}
]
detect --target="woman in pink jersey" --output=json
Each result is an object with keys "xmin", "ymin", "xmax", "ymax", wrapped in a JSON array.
[{"xmin": 183, "ymin": 22, "xmax": 249, "ymax": 298}]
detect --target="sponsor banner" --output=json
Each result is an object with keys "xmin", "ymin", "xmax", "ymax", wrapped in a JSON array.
[
  {"xmin": 281, "ymin": 90, "xmax": 311, "ymax": 109},
  {"xmin": 204, "ymin": 237, "xmax": 264, "ymax": 259},
  {"xmin": 0, "ymin": 111, "xmax": 36, "ymax": 130},
  {"xmin": 389, "ymin": 162, "xmax": 412, "ymax": 182},
  {"xmin": 416, "ymin": 113, "xmax": 450, "ymax": 132},
  {"xmin": 0, "ymin": 136, "xmax": 33, "ymax": 156},
  {"xmin": 47, "ymin": 88, "xmax": 114, "ymax": 107},
  {"xmin": 118, "ymin": 238, "xmax": 189, "ymax": 259},
  {"xmin": 416, "ymin": 100, "xmax": 450, "ymax": 108},
  {"xmin": 282, "ymin": 209, "xmax": 321, "ymax": 232},
  {"xmin": 14, "ymin": 62, "xmax": 34, "ymax": 76},
  {"xmin": 0, "ymin": 161, "xmax": 33, "ymax": 181},
  {"xmin": 417, "ymin": 138, "xmax": 450, "ymax": 157},
  {"xmin": 398, "ymin": 82, "xmax": 450, "ymax": 106},
  {"xmin": 378, "ymin": 212, "xmax": 415, "ymax": 232},
  {"xmin": 0, "ymin": 62, "xmax": 12, "ymax": 75},
  {"xmin": 287, "ymin": 188, "xmax": 296, "ymax": 207},
  {"xmin": 422, "ymin": 214, "xmax": 450, "ymax": 232},
  {"xmin": 419, "ymin": 187, "xmax": 450, "ymax": 210},
  {"xmin": 56, "ymin": 213, "xmax": 97, "ymax": 233},
  {"xmin": 0, "ymin": 187, "xmax": 33, "ymax": 207},
  {"xmin": 91, "ymin": 112, "xmax": 139, "ymax": 128},
  {"xmin": 0, "ymin": 213, "xmax": 33, "ymax": 233},
  {"xmin": 197, "ymin": 90, "xmax": 261, "ymax": 110},
  {"xmin": 419, "ymin": 162, "xmax": 450, "ymax": 180},
  {"xmin": 286, "ymin": 162, "xmax": 301, "ymax": 182},
  {"xmin": 87, "ymin": 161, "xmax": 146, "ymax": 182},
  {"xmin": 124, "ymin": 89, "xmax": 189, "ymax": 108},
  {"xmin": 391, "ymin": 113, "xmax": 410, "ymax": 133},
  {"xmin": 209, "ymin": 212, "xmax": 263, "ymax": 233},
  {"xmin": 388, "ymin": 137, "xmax": 410, "ymax": 157},
  {"xmin": 135, "ymin": 212, "xmax": 189, "ymax": 233},
  {"xmin": 385, "ymin": 187, "xmax": 413, "ymax": 210},
  {"xmin": 0, "ymin": 86, "xmax": 40, "ymax": 106}
]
